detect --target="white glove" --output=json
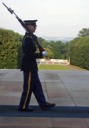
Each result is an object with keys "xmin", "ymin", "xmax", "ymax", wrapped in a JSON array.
[{"xmin": 42, "ymin": 51, "xmax": 47, "ymax": 56}]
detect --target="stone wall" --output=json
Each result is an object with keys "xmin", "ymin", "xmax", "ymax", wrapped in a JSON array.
[{"xmin": 39, "ymin": 59, "xmax": 70, "ymax": 65}]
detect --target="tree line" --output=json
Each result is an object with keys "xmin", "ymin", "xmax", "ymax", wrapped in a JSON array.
[
  {"xmin": 0, "ymin": 28, "xmax": 67, "ymax": 69},
  {"xmin": 66, "ymin": 28, "xmax": 89, "ymax": 70},
  {"xmin": 0, "ymin": 28, "xmax": 89, "ymax": 70},
  {"xmin": 68, "ymin": 36, "xmax": 89, "ymax": 70}
]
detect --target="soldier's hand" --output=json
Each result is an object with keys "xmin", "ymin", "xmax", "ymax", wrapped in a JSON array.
[{"xmin": 42, "ymin": 51, "xmax": 47, "ymax": 56}]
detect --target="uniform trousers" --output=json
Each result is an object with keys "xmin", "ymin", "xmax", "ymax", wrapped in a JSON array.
[{"xmin": 19, "ymin": 71, "xmax": 46, "ymax": 109}]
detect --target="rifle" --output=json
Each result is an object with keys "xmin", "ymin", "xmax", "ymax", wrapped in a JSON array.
[{"xmin": 2, "ymin": 3, "xmax": 45, "ymax": 52}]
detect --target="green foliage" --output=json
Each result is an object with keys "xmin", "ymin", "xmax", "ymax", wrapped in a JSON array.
[
  {"xmin": 78, "ymin": 28, "xmax": 89, "ymax": 37},
  {"xmin": 50, "ymin": 41, "xmax": 61, "ymax": 59},
  {"xmin": 44, "ymin": 48, "xmax": 54, "ymax": 59},
  {"xmin": 38, "ymin": 39, "xmax": 66, "ymax": 59},
  {"xmin": 68, "ymin": 36, "xmax": 89, "ymax": 70},
  {"xmin": 0, "ymin": 28, "xmax": 22, "ymax": 69},
  {"xmin": 38, "ymin": 37, "xmax": 45, "ymax": 45}
]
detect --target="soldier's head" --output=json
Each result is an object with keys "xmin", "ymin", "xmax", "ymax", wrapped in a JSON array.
[{"xmin": 24, "ymin": 20, "xmax": 37, "ymax": 33}]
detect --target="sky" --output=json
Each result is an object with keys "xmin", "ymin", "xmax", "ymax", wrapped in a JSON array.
[{"xmin": 0, "ymin": 0, "xmax": 89, "ymax": 38}]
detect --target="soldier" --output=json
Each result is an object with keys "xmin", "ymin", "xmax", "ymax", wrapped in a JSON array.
[{"xmin": 18, "ymin": 20, "xmax": 55, "ymax": 111}]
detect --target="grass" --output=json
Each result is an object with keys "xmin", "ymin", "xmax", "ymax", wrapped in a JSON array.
[
  {"xmin": 69, "ymin": 64, "xmax": 87, "ymax": 71},
  {"xmin": 38, "ymin": 64, "xmax": 71, "ymax": 70}
]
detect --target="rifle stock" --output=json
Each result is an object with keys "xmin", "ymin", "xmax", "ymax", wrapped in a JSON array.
[{"xmin": 2, "ymin": 3, "xmax": 45, "ymax": 52}]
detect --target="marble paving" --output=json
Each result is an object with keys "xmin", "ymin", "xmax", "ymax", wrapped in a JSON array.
[{"xmin": 0, "ymin": 69, "xmax": 89, "ymax": 127}]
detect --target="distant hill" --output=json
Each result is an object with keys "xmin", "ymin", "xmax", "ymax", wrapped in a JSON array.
[{"xmin": 42, "ymin": 36, "xmax": 75, "ymax": 42}]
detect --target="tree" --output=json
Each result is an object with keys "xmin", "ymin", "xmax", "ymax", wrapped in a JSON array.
[
  {"xmin": 68, "ymin": 36, "xmax": 89, "ymax": 70},
  {"xmin": 78, "ymin": 28, "xmax": 89, "ymax": 37},
  {"xmin": 38, "ymin": 37, "xmax": 45, "ymax": 45},
  {"xmin": 0, "ymin": 28, "xmax": 22, "ymax": 68},
  {"xmin": 45, "ymin": 48, "xmax": 54, "ymax": 59},
  {"xmin": 37, "ymin": 39, "xmax": 67, "ymax": 59}
]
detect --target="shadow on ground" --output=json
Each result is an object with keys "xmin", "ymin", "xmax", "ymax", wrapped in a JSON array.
[{"xmin": 0, "ymin": 105, "xmax": 89, "ymax": 118}]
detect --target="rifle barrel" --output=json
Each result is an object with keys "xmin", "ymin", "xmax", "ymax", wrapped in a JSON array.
[
  {"xmin": 2, "ymin": 2, "xmax": 45, "ymax": 51},
  {"xmin": 2, "ymin": 3, "xmax": 14, "ymax": 14},
  {"xmin": 2, "ymin": 3, "xmax": 8, "ymax": 9}
]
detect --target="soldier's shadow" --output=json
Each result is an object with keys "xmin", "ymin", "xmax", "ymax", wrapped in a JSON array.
[{"xmin": 0, "ymin": 105, "xmax": 89, "ymax": 118}]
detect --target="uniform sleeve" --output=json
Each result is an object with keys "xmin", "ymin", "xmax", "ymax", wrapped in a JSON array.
[{"xmin": 23, "ymin": 36, "xmax": 43, "ymax": 59}]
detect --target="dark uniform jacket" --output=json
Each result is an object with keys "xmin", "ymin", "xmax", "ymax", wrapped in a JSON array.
[{"xmin": 21, "ymin": 33, "xmax": 43, "ymax": 72}]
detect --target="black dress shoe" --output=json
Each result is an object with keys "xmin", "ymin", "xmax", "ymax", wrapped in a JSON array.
[
  {"xmin": 41, "ymin": 102, "xmax": 56, "ymax": 110},
  {"xmin": 18, "ymin": 107, "xmax": 34, "ymax": 112}
]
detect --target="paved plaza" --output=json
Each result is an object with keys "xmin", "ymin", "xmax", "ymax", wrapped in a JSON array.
[{"xmin": 0, "ymin": 69, "xmax": 89, "ymax": 127}]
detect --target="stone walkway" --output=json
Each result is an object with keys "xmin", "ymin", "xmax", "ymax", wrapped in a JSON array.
[{"xmin": 0, "ymin": 69, "xmax": 89, "ymax": 127}]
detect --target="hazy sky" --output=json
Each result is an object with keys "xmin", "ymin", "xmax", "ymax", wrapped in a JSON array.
[{"xmin": 0, "ymin": 0, "xmax": 89, "ymax": 37}]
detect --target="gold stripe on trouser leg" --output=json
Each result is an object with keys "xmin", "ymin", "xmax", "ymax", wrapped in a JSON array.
[{"xmin": 23, "ymin": 72, "xmax": 31, "ymax": 109}]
